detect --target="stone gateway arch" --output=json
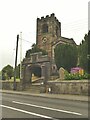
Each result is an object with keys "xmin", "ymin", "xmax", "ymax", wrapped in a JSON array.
[{"xmin": 21, "ymin": 52, "xmax": 51, "ymax": 89}]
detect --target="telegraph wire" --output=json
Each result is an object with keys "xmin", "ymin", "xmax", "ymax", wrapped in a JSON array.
[
  {"xmin": 62, "ymin": 18, "xmax": 88, "ymax": 26},
  {"xmin": 19, "ymin": 38, "xmax": 34, "ymax": 44},
  {"xmin": 62, "ymin": 25, "xmax": 88, "ymax": 32},
  {"xmin": 63, "ymin": 22, "xmax": 88, "ymax": 28},
  {"xmin": 62, "ymin": 23, "xmax": 88, "ymax": 29}
]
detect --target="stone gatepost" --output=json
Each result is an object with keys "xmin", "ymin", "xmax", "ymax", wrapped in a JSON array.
[
  {"xmin": 21, "ymin": 64, "xmax": 32, "ymax": 90},
  {"xmin": 19, "ymin": 64, "xmax": 26, "ymax": 90},
  {"xmin": 41, "ymin": 62, "xmax": 50, "ymax": 84},
  {"xmin": 41, "ymin": 64, "xmax": 46, "ymax": 84},
  {"xmin": 59, "ymin": 67, "xmax": 65, "ymax": 80}
]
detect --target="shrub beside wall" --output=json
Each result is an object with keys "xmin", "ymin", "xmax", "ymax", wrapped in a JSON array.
[{"xmin": 64, "ymin": 72, "xmax": 89, "ymax": 80}]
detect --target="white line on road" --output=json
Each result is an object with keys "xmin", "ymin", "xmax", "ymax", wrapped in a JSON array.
[
  {"xmin": 12, "ymin": 100, "xmax": 82, "ymax": 116},
  {"xmin": 1, "ymin": 104, "xmax": 58, "ymax": 120}
]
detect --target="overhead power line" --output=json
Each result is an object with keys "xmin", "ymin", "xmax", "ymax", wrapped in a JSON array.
[
  {"xmin": 62, "ymin": 18, "xmax": 88, "ymax": 26},
  {"xmin": 19, "ymin": 37, "xmax": 35, "ymax": 44}
]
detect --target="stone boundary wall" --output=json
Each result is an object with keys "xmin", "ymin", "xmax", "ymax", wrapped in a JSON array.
[
  {"xmin": 1, "ymin": 81, "xmax": 23, "ymax": 91},
  {"xmin": 47, "ymin": 80, "xmax": 89, "ymax": 95},
  {"xmin": 1, "ymin": 80, "xmax": 89, "ymax": 95}
]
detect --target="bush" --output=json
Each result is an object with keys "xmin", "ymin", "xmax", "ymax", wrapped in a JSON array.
[
  {"xmin": 65, "ymin": 72, "xmax": 88, "ymax": 80},
  {"xmin": 88, "ymin": 74, "xmax": 90, "ymax": 79}
]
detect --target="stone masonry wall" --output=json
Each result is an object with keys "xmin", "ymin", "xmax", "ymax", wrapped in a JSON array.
[
  {"xmin": 1, "ymin": 80, "xmax": 89, "ymax": 95},
  {"xmin": 1, "ymin": 81, "xmax": 23, "ymax": 91},
  {"xmin": 47, "ymin": 80, "xmax": 89, "ymax": 95}
]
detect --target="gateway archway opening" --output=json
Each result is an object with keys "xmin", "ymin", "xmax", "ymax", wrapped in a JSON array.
[{"xmin": 31, "ymin": 65, "xmax": 41, "ymax": 78}]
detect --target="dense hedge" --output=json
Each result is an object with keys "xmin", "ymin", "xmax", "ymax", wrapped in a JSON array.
[{"xmin": 65, "ymin": 71, "xmax": 89, "ymax": 80}]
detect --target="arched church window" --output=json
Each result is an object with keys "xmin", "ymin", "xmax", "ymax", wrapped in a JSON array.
[{"xmin": 42, "ymin": 24, "xmax": 48, "ymax": 33}]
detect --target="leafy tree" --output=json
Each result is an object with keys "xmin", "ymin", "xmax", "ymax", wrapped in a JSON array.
[
  {"xmin": 78, "ymin": 33, "xmax": 88, "ymax": 72},
  {"xmin": 25, "ymin": 43, "xmax": 48, "ymax": 58},
  {"xmin": 2, "ymin": 65, "xmax": 13, "ymax": 80},
  {"xmin": 54, "ymin": 44, "xmax": 78, "ymax": 72}
]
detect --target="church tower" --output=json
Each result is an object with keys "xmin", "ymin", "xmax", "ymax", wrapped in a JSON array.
[{"xmin": 36, "ymin": 13, "xmax": 61, "ymax": 58}]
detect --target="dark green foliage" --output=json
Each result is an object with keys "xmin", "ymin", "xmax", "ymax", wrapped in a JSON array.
[
  {"xmin": 54, "ymin": 44, "xmax": 78, "ymax": 72},
  {"xmin": 78, "ymin": 34, "xmax": 88, "ymax": 72},
  {"xmin": 25, "ymin": 43, "xmax": 48, "ymax": 58},
  {"xmin": 2, "ymin": 65, "xmax": 13, "ymax": 80}
]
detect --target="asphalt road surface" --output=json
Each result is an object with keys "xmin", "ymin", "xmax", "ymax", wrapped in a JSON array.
[{"xmin": 1, "ymin": 93, "xmax": 88, "ymax": 119}]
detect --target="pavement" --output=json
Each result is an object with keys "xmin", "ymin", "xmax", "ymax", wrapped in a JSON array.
[{"xmin": 0, "ymin": 89, "xmax": 88, "ymax": 102}]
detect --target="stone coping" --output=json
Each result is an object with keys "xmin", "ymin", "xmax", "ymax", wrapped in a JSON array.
[{"xmin": 48, "ymin": 79, "xmax": 89, "ymax": 83}]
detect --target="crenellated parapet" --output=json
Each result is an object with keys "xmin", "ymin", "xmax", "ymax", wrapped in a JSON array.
[{"xmin": 37, "ymin": 13, "xmax": 61, "ymax": 27}]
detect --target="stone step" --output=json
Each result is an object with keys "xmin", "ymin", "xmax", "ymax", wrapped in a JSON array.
[
  {"xmin": 32, "ymin": 78, "xmax": 43, "ymax": 83},
  {"xmin": 25, "ymin": 85, "xmax": 41, "ymax": 93},
  {"xmin": 25, "ymin": 85, "xmax": 46, "ymax": 93}
]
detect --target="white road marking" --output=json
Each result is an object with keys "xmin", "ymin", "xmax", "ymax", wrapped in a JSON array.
[
  {"xmin": 12, "ymin": 100, "xmax": 82, "ymax": 116},
  {"xmin": 1, "ymin": 104, "xmax": 58, "ymax": 120}
]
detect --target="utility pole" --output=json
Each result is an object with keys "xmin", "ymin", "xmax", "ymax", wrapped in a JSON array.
[
  {"xmin": 20, "ymin": 32, "xmax": 22, "ymax": 80},
  {"xmin": 13, "ymin": 35, "xmax": 19, "ymax": 90},
  {"xmin": 88, "ymin": 31, "xmax": 90, "ymax": 74}
]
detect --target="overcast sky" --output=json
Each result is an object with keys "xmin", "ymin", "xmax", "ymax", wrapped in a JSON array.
[{"xmin": 0, "ymin": 0, "xmax": 89, "ymax": 70}]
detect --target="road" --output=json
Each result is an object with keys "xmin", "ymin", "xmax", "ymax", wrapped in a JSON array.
[{"xmin": 1, "ymin": 93, "xmax": 88, "ymax": 119}]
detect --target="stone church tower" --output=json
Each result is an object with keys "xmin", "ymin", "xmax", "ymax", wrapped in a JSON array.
[
  {"xmin": 36, "ymin": 13, "xmax": 76, "ymax": 74},
  {"xmin": 36, "ymin": 13, "xmax": 61, "ymax": 58}
]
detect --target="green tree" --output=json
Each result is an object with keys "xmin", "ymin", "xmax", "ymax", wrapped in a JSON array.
[
  {"xmin": 78, "ymin": 33, "xmax": 88, "ymax": 72},
  {"xmin": 54, "ymin": 44, "xmax": 78, "ymax": 72},
  {"xmin": 25, "ymin": 43, "xmax": 48, "ymax": 58},
  {"xmin": 2, "ymin": 65, "xmax": 13, "ymax": 80}
]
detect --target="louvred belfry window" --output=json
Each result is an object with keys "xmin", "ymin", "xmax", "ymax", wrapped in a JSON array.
[{"xmin": 42, "ymin": 24, "xmax": 48, "ymax": 33}]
